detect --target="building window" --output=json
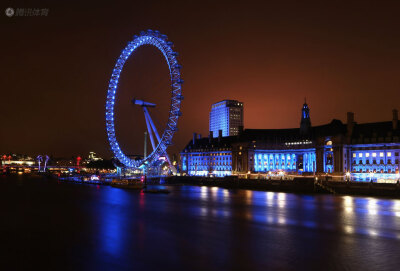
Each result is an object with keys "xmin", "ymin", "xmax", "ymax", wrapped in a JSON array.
[
  {"xmin": 353, "ymin": 153, "xmax": 356, "ymax": 158},
  {"xmin": 366, "ymin": 153, "xmax": 370, "ymax": 157},
  {"xmin": 380, "ymin": 152, "xmax": 384, "ymax": 157},
  {"xmin": 359, "ymin": 153, "xmax": 362, "ymax": 158},
  {"xmin": 372, "ymin": 153, "xmax": 377, "ymax": 157}
]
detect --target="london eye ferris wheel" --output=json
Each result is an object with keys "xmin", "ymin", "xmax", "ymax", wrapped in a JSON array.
[{"xmin": 105, "ymin": 30, "xmax": 183, "ymax": 170}]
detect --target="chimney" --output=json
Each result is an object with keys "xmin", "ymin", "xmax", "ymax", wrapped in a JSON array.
[
  {"xmin": 393, "ymin": 109, "xmax": 398, "ymax": 130},
  {"xmin": 347, "ymin": 112, "xmax": 354, "ymax": 138},
  {"xmin": 209, "ymin": 131, "xmax": 213, "ymax": 143},
  {"xmin": 192, "ymin": 133, "xmax": 197, "ymax": 145},
  {"xmin": 218, "ymin": 130, "xmax": 222, "ymax": 142}
]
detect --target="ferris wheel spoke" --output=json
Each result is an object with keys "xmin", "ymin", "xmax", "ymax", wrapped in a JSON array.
[
  {"xmin": 143, "ymin": 107, "xmax": 161, "ymax": 144},
  {"xmin": 144, "ymin": 111, "xmax": 156, "ymax": 151}
]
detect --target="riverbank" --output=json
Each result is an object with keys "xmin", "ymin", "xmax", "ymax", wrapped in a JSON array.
[{"xmin": 16, "ymin": 172, "xmax": 400, "ymax": 198}]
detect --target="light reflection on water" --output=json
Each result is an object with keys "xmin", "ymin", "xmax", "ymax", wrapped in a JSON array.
[
  {"xmin": 98, "ymin": 187, "xmax": 129, "ymax": 256},
  {"xmin": 7, "ymin": 175, "xmax": 400, "ymax": 271},
  {"xmin": 177, "ymin": 186, "xmax": 400, "ymax": 242}
]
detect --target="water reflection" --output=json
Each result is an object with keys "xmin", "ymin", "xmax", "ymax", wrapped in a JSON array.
[
  {"xmin": 4, "ymin": 176, "xmax": 400, "ymax": 270},
  {"xmin": 78, "ymin": 183, "xmax": 400, "ymax": 270},
  {"xmin": 367, "ymin": 198, "xmax": 378, "ymax": 215},
  {"xmin": 98, "ymin": 187, "xmax": 130, "ymax": 256},
  {"xmin": 266, "ymin": 192, "xmax": 274, "ymax": 206},
  {"xmin": 200, "ymin": 186, "xmax": 208, "ymax": 200},
  {"xmin": 245, "ymin": 190, "xmax": 253, "ymax": 205},
  {"xmin": 180, "ymin": 186, "xmax": 400, "ymax": 242},
  {"xmin": 343, "ymin": 195, "xmax": 353, "ymax": 213},
  {"xmin": 392, "ymin": 200, "xmax": 400, "ymax": 217},
  {"xmin": 277, "ymin": 192, "xmax": 286, "ymax": 209}
]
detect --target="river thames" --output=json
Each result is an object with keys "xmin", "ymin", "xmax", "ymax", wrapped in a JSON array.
[{"xmin": 1, "ymin": 175, "xmax": 400, "ymax": 270}]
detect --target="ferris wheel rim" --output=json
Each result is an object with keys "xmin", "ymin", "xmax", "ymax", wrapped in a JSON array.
[{"xmin": 105, "ymin": 30, "xmax": 183, "ymax": 168}]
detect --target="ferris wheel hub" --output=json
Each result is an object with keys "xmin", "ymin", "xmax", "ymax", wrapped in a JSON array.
[{"xmin": 132, "ymin": 99, "xmax": 156, "ymax": 108}]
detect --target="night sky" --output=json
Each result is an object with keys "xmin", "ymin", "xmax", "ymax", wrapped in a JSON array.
[{"xmin": 2, "ymin": 0, "xmax": 400, "ymax": 158}]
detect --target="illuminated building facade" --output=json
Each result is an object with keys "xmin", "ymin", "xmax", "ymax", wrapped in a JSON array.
[
  {"xmin": 350, "ymin": 145, "xmax": 399, "ymax": 181},
  {"xmin": 253, "ymin": 150, "xmax": 316, "ymax": 173},
  {"xmin": 181, "ymin": 103, "xmax": 400, "ymax": 182},
  {"xmin": 181, "ymin": 133, "xmax": 232, "ymax": 177},
  {"xmin": 209, "ymin": 100, "xmax": 243, "ymax": 137},
  {"xmin": 88, "ymin": 152, "xmax": 103, "ymax": 162},
  {"xmin": 1, "ymin": 154, "xmax": 35, "ymax": 166},
  {"xmin": 345, "ymin": 112, "xmax": 400, "ymax": 181}
]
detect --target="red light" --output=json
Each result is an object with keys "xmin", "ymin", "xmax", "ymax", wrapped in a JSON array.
[{"xmin": 76, "ymin": 156, "xmax": 82, "ymax": 167}]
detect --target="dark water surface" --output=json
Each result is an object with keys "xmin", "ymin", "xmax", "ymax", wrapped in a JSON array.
[{"xmin": 1, "ymin": 175, "xmax": 400, "ymax": 271}]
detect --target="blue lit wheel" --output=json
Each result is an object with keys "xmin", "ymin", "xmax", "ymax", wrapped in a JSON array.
[{"xmin": 105, "ymin": 30, "xmax": 183, "ymax": 168}]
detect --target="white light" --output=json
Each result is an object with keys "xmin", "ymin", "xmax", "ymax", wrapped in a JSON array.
[{"xmin": 344, "ymin": 225, "xmax": 354, "ymax": 234}]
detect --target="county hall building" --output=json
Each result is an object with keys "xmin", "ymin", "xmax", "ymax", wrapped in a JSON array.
[{"xmin": 180, "ymin": 100, "xmax": 400, "ymax": 182}]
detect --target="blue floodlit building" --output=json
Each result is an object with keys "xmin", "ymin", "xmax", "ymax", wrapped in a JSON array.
[
  {"xmin": 209, "ymin": 100, "xmax": 243, "ymax": 138},
  {"xmin": 180, "ymin": 132, "xmax": 232, "ymax": 177},
  {"xmin": 181, "ymin": 102, "xmax": 400, "ymax": 182}
]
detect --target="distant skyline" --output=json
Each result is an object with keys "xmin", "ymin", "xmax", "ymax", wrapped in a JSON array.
[{"xmin": 2, "ymin": 1, "xmax": 400, "ymax": 158}]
